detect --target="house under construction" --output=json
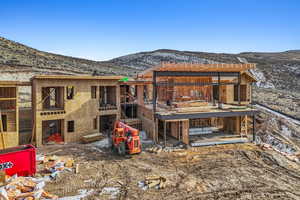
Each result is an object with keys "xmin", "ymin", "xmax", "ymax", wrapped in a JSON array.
[
  {"xmin": 0, "ymin": 63, "xmax": 259, "ymax": 148},
  {"xmin": 133, "ymin": 63, "xmax": 258, "ymax": 147}
]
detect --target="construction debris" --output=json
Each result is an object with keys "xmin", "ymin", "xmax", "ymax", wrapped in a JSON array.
[
  {"xmin": 90, "ymin": 138, "xmax": 111, "ymax": 149},
  {"xmin": 259, "ymin": 143, "xmax": 300, "ymax": 163},
  {"xmin": 46, "ymin": 134, "xmax": 64, "ymax": 145},
  {"xmin": 75, "ymin": 164, "xmax": 79, "ymax": 174},
  {"xmin": 100, "ymin": 187, "xmax": 120, "ymax": 198},
  {"xmin": 138, "ymin": 176, "xmax": 167, "ymax": 190},
  {"xmin": 146, "ymin": 145, "xmax": 185, "ymax": 153},
  {"xmin": 0, "ymin": 175, "xmax": 57, "ymax": 200},
  {"xmin": 38, "ymin": 155, "xmax": 75, "ymax": 179},
  {"xmin": 57, "ymin": 189, "xmax": 94, "ymax": 200}
]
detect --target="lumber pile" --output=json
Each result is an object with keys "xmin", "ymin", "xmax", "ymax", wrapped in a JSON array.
[
  {"xmin": 138, "ymin": 176, "xmax": 166, "ymax": 190},
  {"xmin": 0, "ymin": 175, "xmax": 57, "ymax": 199},
  {"xmin": 82, "ymin": 133, "xmax": 104, "ymax": 144}
]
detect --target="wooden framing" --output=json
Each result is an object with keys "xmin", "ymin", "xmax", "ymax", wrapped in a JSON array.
[
  {"xmin": 139, "ymin": 62, "xmax": 256, "ymax": 78},
  {"xmin": 0, "ymin": 63, "xmax": 258, "ymax": 148},
  {"xmin": 0, "ymin": 83, "xmax": 19, "ymax": 149},
  {"xmin": 136, "ymin": 63, "xmax": 258, "ymax": 146},
  {"xmin": 31, "ymin": 75, "xmax": 122, "ymax": 146}
]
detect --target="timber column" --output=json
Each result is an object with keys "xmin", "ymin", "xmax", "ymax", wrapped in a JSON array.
[{"xmin": 152, "ymin": 71, "xmax": 158, "ymax": 143}]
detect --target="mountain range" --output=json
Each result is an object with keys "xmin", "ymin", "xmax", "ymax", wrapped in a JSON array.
[
  {"xmin": 0, "ymin": 36, "xmax": 300, "ymax": 118},
  {"xmin": 1, "ymin": 37, "xmax": 300, "ymax": 91}
]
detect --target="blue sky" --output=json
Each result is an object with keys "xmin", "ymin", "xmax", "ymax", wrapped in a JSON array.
[{"xmin": 0, "ymin": 0, "xmax": 299, "ymax": 60}]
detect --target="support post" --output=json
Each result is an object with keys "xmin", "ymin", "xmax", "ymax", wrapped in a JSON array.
[
  {"xmin": 164, "ymin": 120, "xmax": 167, "ymax": 147},
  {"xmin": 179, "ymin": 121, "xmax": 181, "ymax": 141},
  {"xmin": 153, "ymin": 71, "xmax": 158, "ymax": 143},
  {"xmin": 104, "ymin": 86, "xmax": 107, "ymax": 105},
  {"xmin": 251, "ymin": 82, "xmax": 254, "ymax": 106},
  {"xmin": 218, "ymin": 72, "xmax": 221, "ymax": 109},
  {"xmin": 252, "ymin": 115, "xmax": 256, "ymax": 142},
  {"xmin": 155, "ymin": 118, "xmax": 158, "ymax": 143},
  {"xmin": 238, "ymin": 72, "xmax": 241, "ymax": 105},
  {"xmin": 152, "ymin": 71, "xmax": 157, "ymax": 114}
]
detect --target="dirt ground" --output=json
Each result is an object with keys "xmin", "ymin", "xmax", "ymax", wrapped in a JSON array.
[{"xmin": 37, "ymin": 142, "xmax": 300, "ymax": 200}]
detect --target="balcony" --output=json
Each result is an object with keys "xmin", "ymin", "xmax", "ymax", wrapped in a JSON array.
[{"xmin": 99, "ymin": 104, "xmax": 117, "ymax": 111}]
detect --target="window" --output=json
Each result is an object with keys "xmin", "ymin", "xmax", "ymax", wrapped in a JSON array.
[
  {"xmin": 93, "ymin": 117, "xmax": 97, "ymax": 129},
  {"xmin": 99, "ymin": 86, "xmax": 116, "ymax": 106},
  {"xmin": 234, "ymin": 85, "xmax": 247, "ymax": 101},
  {"xmin": 67, "ymin": 120, "xmax": 75, "ymax": 132},
  {"xmin": 66, "ymin": 86, "xmax": 74, "ymax": 100},
  {"xmin": 1, "ymin": 115, "xmax": 7, "ymax": 132},
  {"xmin": 212, "ymin": 85, "xmax": 219, "ymax": 100},
  {"xmin": 91, "ymin": 86, "xmax": 97, "ymax": 99},
  {"xmin": 42, "ymin": 87, "xmax": 64, "ymax": 109}
]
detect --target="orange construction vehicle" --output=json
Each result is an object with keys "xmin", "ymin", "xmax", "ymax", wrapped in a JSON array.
[{"xmin": 111, "ymin": 121, "xmax": 142, "ymax": 155}]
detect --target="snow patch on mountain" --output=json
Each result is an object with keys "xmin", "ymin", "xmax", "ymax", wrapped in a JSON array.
[
  {"xmin": 111, "ymin": 51, "xmax": 219, "ymax": 70},
  {"xmin": 250, "ymin": 68, "xmax": 275, "ymax": 89}
]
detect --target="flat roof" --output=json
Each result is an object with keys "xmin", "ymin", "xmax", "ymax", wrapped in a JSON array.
[
  {"xmin": 139, "ymin": 62, "xmax": 256, "ymax": 78},
  {"xmin": 32, "ymin": 75, "xmax": 124, "ymax": 80}
]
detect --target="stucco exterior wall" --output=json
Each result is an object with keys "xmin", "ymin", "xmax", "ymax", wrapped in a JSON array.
[{"xmin": 32, "ymin": 78, "xmax": 120, "ymax": 146}]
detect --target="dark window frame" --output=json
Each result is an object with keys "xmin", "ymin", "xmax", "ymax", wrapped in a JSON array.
[
  {"xmin": 66, "ymin": 86, "xmax": 74, "ymax": 100},
  {"xmin": 67, "ymin": 120, "xmax": 75, "ymax": 132},
  {"xmin": 91, "ymin": 86, "xmax": 97, "ymax": 99}
]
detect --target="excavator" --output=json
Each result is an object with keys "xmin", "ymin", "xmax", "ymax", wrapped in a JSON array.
[{"xmin": 111, "ymin": 121, "xmax": 142, "ymax": 155}]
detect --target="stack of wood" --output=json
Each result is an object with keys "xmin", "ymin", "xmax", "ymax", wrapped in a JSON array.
[
  {"xmin": 143, "ymin": 176, "xmax": 166, "ymax": 189},
  {"xmin": 42, "ymin": 155, "xmax": 75, "ymax": 171},
  {"xmin": 0, "ymin": 175, "xmax": 57, "ymax": 199},
  {"xmin": 82, "ymin": 133, "xmax": 104, "ymax": 143}
]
